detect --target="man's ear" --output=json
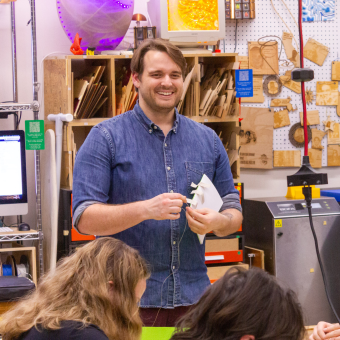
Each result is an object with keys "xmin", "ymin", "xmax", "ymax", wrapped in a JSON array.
[
  {"xmin": 240, "ymin": 336, "xmax": 255, "ymax": 340},
  {"xmin": 132, "ymin": 72, "xmax": 141, "ymax": 89}
]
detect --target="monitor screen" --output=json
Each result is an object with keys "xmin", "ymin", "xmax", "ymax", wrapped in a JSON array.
[
  {"xmin": 168, "ymin": 0, "xmax": 219, "ymax": 31},
  {"xmin": 0, "ymin": 130, "xmax": 28, "ymax": 216}
]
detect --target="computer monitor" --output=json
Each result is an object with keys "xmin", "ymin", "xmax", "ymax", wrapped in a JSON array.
[
  {"xmin": 147, "ymin": 0, "xmax": 226, "ymax": 46},
  {"xmin": 0, "ymin": 130, "xmax": 28, "ymax": 216}
]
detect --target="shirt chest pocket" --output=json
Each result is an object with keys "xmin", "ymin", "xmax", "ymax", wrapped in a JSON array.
[{"xmin": 185, "ymin": 161, "xmax": 214, "ymax": 196}]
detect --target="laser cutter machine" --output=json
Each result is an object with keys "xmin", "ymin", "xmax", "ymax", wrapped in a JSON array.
[{"xmin": 243, "ymin": 196, "xmax": 340, "ymax": 325}]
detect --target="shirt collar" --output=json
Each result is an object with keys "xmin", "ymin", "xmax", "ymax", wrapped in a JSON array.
[{"xmin": 133, "ymin": 101, "xmax": 179, "ymax": 134}]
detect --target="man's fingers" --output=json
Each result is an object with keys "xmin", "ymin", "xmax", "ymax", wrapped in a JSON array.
[
  {"xmin": 325, "ymin": 330, "xmax": 340, "ymax": 339},
  {"xmin": 169, "ymin": 206, "xmax": 181, "ymax": 214},
  {"xmin": 168, "ymin": 213, "xmax": 181, "ymax": 220},
  {"xmin": 186, "ymin": 211, "xmax": 205, "ymax": 233},
  {"xmin": 325, "ymin": 324, "xmax": 340, "ymax": 333},
  {"xmin": 169, "ymin": 199, "xmax": 186, "ymax": 208},
  {"xmin": 165, "ymin": 193, "xmax": 187, "ymax": 203},
  {"xmin": 186, "ymin": 207, "xmax": 206, "ymax": 224}
]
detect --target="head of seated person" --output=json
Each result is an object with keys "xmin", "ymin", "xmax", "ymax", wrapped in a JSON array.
[
  {"xmin": 170, "ymin": 267, "xmax": 305, "ymax": 340},
  {"xmin": 0, "ymin": 237, "xmax": 150, "ymax": 340}
]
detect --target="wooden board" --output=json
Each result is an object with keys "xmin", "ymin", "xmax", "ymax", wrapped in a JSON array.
[
  {"xmin": 274, "ymin": 109, "xmax": 290, "ymax": 129},
  {"xmin": 299, "ymin": 110, "xmax": 320, "ymax": 126},
  {"xmin": 332, "ymin": 61, "xmax": 340, "ymax": 80},
  {"xmin": 316, "ymin": 81, "xmax": 338, "ymax": 106},
  {"xmin": 205, "ymin": 238, "xmax": 239, "ymax": 252},
  {"xmin": 271, "ymin": 97, "xmax": 295, "ymax": 111},
  {"xmin": 304, "ymin": 38, "xmax": 329, "ymax": 66},
  {"xmin": 241, "ymin": 76, "xmax": 265, "ymax": 103},
  {"xmin": 274, "ymin": 150, "xmax": 301, "ymax": 167},
  {"xmin": 337, "ymin": 92, "xmax": 340, "ymax": 117},
  {"xmin": 328, "ymin": 123, "xmax": 340, "ymax": 144},
  {"xmin": 311, "ymin": 128, "xmax": 326, "ymax": 149},
  {"xmin": 239, "ymin": 107, "xmax": 273, "ymax": 169},
  {"xmin": 308, "ymin": 149, "xmax": 322, "ymax": 168},
  {"xmin": 239, "ymin": 56, "xmax": 249, "ymax": 69},
  {"xmin": 282, "ymin": 32, "xmax": 300, "ymax": 67},
  {"xmin": 44, "ymin": 59, "xmax": 68, "ymax": 119},
  {"xmin": 248, "ymin": 41, "xmax": 279, "ymax": 75},
  {"xmin": 244, "ymin": 246, "xmax": 265, "ymax": 270},
  {"xmin": 328, "ymin": 145, "xmax": 340, "ymax": 166},
  {"xmin": 280, "ymin": 71, "xmax": 301, "ymax": 94},
  {"xmin": 41, "ymin": 130, "xmax": 58, "ymax": 273},
  {"xmin": 0, "ymin": 302, "xmax": 17, "ymax": 316},
  {"xmin": 207, "ymin": 263, "xmax": 249, "ymax": 282},
  {"xmin": 0, "ymin": 247, "xmax": 37, "ymax": 285}
]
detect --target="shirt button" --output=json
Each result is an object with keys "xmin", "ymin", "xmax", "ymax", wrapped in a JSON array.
[
  {"xmin": 149, "ymin": 129, "xmax": 152, "ymax": 133},
  {"xmin": 170, "ymin": 190, "xmax": 173, "ymax": 193},
  {"xmin": 167, "ymin": 166, "xmax": 171, "ymax": 171},
  {"xmin": 153, "ymin": 126, "xmax": 157, "ymax": 129},
  {"xmin": 165, "ymin": 143, "xmax": 167, "ymax": 147},
  {"xmin": 173, "ymin": 241, "xmax": 176, "ymax": 245},
  {"xmin": 173, "ymin": 266, "xmax": 175, "ymax": 270}
]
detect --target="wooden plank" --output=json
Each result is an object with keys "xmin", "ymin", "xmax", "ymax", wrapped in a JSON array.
[
  {"xmin": 0, "ymin": 247, "xmax": 37, "ymax": 285},
  {"xmin": 328, "ymin": 123, "xmax": 340, "ymax": 144},
  {"xmin": 311, "ymin": 128, "xmax": 326, "ymax": 150},
  {"xmin": 248, "ymin": 41, "xmax": 279, "ymax": 75},
  {"xmin": 328, "ymin": 145, "xmax": 340, "ymax": 166},
  {"xmin": 316, "ymin": 81, "xmax": 338, "ymax": 106},
  {"xmin": 304, "ymin": 38, "xmax": 329, "ymax": 66},
  {"xmin": 205, "ymin": 238, "xmax": 239, "ymax": 252},
  {"xmin": 274, "ymin": 150, "xmax": 301, "ymax": 167},
  {"xmin": 299, "ymin": 110, "xmax": 320, "ymax": 126},
  {"xmin": 239, "ymin": 107, "xmax": 273, "ymax": 169},
  {"xmin": 0, "ymin": 302, "xmax": 17, "ymax": 316},
  {"xmin": 241, "ymin": 76, "xmax": 265, "ymax": 103},
  {"xmin": 238, "ymin": 56, "xmax": 249, "ymax": 69},
  {"xmin": 207, "ymin": 263, "xmax": 249, "ymax": 282},
  {"xmin": 308, "ymin": 149, "xmax": 322, "ymax": 168},
  {"xmin": 244, "ymin": 246, "xmax": 265, "ymax": 269},
  {"xmin": 274, "ymin": 109, "xmax": 290, "ymax": 129},
  {"xmin": 44, "ymin": 59, "xmax": 69, "ymax": 119}
]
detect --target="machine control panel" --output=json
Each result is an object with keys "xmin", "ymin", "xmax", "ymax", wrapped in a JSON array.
[{"xmin": 266, "ymin": 198, "xmax": 340, "ymax": 218}]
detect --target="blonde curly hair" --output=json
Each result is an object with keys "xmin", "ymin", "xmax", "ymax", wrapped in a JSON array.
[{"xmin": 0, "ymin": 237, "xmax": 150, "ymax": 340}]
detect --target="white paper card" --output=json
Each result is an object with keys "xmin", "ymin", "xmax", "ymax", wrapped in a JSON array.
[{"xmin": 190, "ymin": 174, "xmax": 223, "ymax": 244}]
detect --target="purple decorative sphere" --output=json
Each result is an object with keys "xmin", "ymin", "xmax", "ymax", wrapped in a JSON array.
[{"xmin": 57, "ymin": 0, "xmax": 134, "ymax": 51}]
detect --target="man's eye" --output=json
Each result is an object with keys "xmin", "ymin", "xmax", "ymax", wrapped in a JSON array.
[{"xmin": 152, "ymin": 74, "xmax": 161, "ymax": 77}]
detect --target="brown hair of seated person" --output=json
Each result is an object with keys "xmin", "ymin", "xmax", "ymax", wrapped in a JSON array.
[
  {"xmin": 170, "ymin": 267, "xmax": 305, "ymax": 340},
  {"xmin": 0, "ymin": 237, "xmax": 150, "ymax": 340}
]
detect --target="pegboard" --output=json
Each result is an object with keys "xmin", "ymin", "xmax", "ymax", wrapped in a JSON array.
[{"xmin": 220, "ymin": 0, "xmax": 340, "ymax": 167}]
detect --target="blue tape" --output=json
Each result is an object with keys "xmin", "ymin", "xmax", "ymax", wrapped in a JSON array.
[{"xmin": 3, "ymin": 264, "xmax": 13, "ymax": 276}]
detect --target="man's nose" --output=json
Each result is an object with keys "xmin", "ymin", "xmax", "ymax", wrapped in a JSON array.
[{"xmin": 161, "ymin": 75, "xmax": 173, "ymax": 87}]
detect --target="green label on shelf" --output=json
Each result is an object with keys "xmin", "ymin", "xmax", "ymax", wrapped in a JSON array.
[{"xmin": 25, "ymin": 120, "xmax": 45, "ymax": 150}]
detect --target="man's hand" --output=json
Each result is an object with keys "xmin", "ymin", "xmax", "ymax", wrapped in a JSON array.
[
  {"xmin": 145, "ymin": 193, "xmax": 187, "ymax": 220},
  {"xmin": 310, "ymin": 322, "xmax": 340, "ymax": 340},
  {"xmin": 185, "ymin": 206, "xmax": 228, "ymax": 235}
]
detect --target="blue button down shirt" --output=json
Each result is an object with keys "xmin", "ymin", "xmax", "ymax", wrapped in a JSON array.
[{"xmin": 72, "ymin": 102, "xmax": 241, "ymax": 308}]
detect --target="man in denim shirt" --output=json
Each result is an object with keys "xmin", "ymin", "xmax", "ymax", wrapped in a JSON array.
[{"xmin": 72, "ymin": 39, "xmax": 242, "ymax": 326}]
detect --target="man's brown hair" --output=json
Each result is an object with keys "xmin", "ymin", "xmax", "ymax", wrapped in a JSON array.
[{"xmin": 131, "ymin": 38, "xmax": 187, "ymax": 79}]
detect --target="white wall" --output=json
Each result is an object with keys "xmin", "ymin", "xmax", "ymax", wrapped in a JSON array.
[{"xmin": 0, "ymin": 0, "xmax": 339, "ymax": 228}]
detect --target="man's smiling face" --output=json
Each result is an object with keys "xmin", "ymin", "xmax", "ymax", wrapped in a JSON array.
[{"xmin": 132, "ymin": 50, "xmax": 184, "ymax": 115}]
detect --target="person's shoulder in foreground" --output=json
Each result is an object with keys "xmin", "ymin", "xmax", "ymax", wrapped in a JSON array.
[{"xmin": 18, "ymin": 321, "xmax": 108, "ymax": 340}]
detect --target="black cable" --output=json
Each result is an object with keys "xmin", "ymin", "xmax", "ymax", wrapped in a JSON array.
[
  {"xmin": 303, "ymin": 187, "xmax": 340, "ymax": 323},
  {"xmin": 234, "ymin": 20, "xmax": 238, "ymax": 53}
]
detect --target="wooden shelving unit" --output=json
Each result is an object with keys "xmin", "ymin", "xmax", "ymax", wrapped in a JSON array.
[{"xmin": 44, "ymin": 52, "xmax": 240, "ymax": 185}]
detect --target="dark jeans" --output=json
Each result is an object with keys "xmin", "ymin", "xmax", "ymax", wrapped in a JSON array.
[{"xmin": 140, "ymin": 306, "xmax": 192, "ymax": 327}]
